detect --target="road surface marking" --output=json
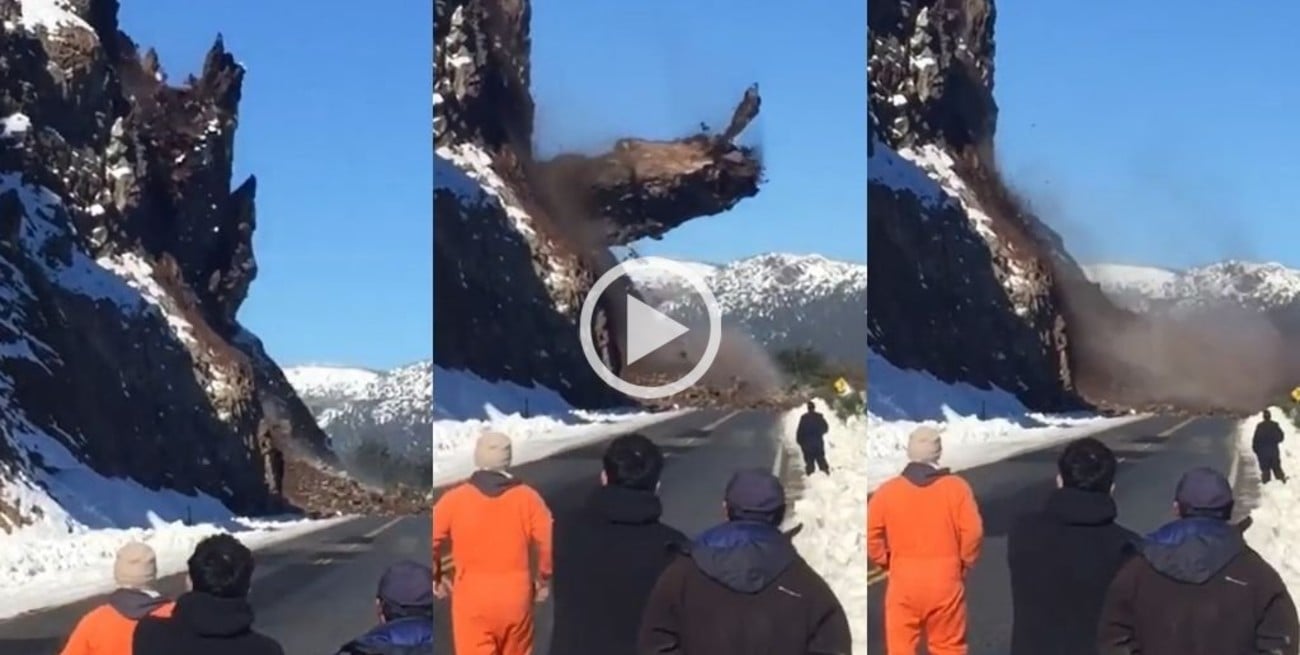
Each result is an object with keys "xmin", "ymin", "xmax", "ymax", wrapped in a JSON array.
[
  {"xmin": 364, "ymin": 517, "xmax": 403, "ymax": 540},
  {"xmin": 1158, "ymin": 417, "xmax": 1197, "ymax": 437},
  {"xmin": 660, "ymin": 437, "xmax": 709, "ymax": 447},
  {"xmin": 702, "ymin": 410, "xmax": 741, "ymax": 432},
  {"xmin": 771, "ymin": 443, "xmax": 785, "ymax": 476},
  {"xmin": 868, "ymin": 567, "xmax": 887, "ymax": 585},
  {"xmin": 312, "ymin": 556, "xmax": 334, "ymax": 565}
]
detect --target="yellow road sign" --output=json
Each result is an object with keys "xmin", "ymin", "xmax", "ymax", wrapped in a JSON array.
[
  {"xmin": 1291, "ymin": 386, "xmax": 1300, "ymax": 403},
  {"xmin": 833, "ymin": 377, "xmax": 849, "ymax": 395}
]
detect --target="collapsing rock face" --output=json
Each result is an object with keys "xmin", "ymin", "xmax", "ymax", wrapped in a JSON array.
[
  {"xmin": 0, "ymin": 1, "xmax": 396, "ymax": 524},
  {"xmin": 868, "ymin": 0, "xmax": 1087, "ymax": 411},
  {"xmin": 869, "ymin": 0, "xmax": 1293, "ymax": 413},
  {"xmin": 435, "ymin": 0, "xmax": 764, "ymax": 408}
]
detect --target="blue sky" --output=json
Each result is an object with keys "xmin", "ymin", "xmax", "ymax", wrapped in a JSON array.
[
  {"xmin": 119, "ymin": 2, "xmax": 431, "ymax": 370},
  {"xmin": 995, "ymin": 2, "xmax": 1300, "ymax": 271},
  {"xmin": 530, "ymin": 0, "xmax": 866, "ymax": 265}
]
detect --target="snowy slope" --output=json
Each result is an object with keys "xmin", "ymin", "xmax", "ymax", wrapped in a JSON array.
[
  {"xmin": 867, "ymin": 349, "xmax": 1143, "ymax": 486},
  {"xmin": 435, "ymin": 144, "xmax": 579, "ymax": 313},
  {"xmin": 430, "ymin": 365, "xmax": 675, "ymax": 484},
  {"xmin": 628, "ymin": 253, "xmax": 867, "ymax": 364},
  {"xmin": 623, "ymin": 256, "xmax": 720, "ymax": 300},
  {"xmin": 284, "ymin": 366, "xmax": 381, "ymax": 409},
  {"xmin": 1083, "ymin": 264, "xmax": 1178, "ymax": 298},
  {"xmin": 286, "ymin": 362, "xmax": 431, "ymax": 460},
  {"xmin": 1086, "ymin": 261, "xmax": 1300, "ymax": 311},
  {"xmin": 870, "ymin": 131, "xmax": 1042, "ymax": 316}
]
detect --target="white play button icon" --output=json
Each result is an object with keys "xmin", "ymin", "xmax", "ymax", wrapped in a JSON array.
[
  {"xmin": 624, "ymin": 295, "xmax": 690, "ymax": 365},
  {"xmin": 578, "ymin": 259, "xmax": 723, "ymax": 400}
]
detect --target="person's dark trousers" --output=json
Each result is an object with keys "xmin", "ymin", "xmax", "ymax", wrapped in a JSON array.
[
  {"xmin": 801, "ymin": 447, "xmax": 829, "ymax": 475},
  {"xmin": 1259, "ymin": 453, "xmax": 1288, "ymax": 483}
]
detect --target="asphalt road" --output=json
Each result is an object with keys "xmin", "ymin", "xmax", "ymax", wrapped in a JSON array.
[
  {"xmin": 866, "ymin": 414, "xmax": 1244, "ymax": 655},
  {"xmin": 0, "ymin": 513, "xmax": 432, "ymax": 655},
  {"xmin": 431, "ymin": 408, "xmax": 784, "ymax": 655}
]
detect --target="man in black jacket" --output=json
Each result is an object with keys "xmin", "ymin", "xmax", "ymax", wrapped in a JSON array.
[
  {"xmin": 637, "ymin": 469, "xmax": 850, "ymax": 655},
  {"xmin": 133, "ymin": 533, "xmax": 283, "ymax": 655},
  {"xmin": 796, "ymin": 401, "xmax": 831, "ymax": 475},
  {"xmin": 550, "ymin": 433, "xmax": 687, "ymax": 655},
  {"xmin": 1098, "ymin": 467, "xmax": 1299, "ymax": 655},
  {"xmin": 1254, "ymin": 409, "xmax": 1288, "ymax": 483},
  {"xmin": 1007, "ymin": 437, "xmax": 1137, "ymax": 655}
]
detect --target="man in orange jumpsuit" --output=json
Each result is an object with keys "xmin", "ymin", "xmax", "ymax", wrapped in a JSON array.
[
  {"xmin": 867, "ymin": 426, "xmax": 984, "ymax": 655},
  {"xmin": 433, "ymin": 431, "xmax": 553, "ymax": 655},
  {"xmin": 60, "ymin": 541, "xmax": 174, "ymax": 655}
]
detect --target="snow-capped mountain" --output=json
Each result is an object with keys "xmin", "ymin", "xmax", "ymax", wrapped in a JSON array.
[
  {"xmin": 284, "ymin": 366, "xmax": 382, "ymax": 412},
  {"xmin": 287, "ymin": 361, "xmax": 432, "ymax": 461},
  {"xmin": 1085, "ymin": 261, "xmax": 1300, "ymax": 312},
  {"xmin": 628, "ymin": 253, "xmax": 867, "ymax": 364}
]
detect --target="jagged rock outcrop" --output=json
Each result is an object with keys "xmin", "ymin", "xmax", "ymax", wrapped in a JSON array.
[
  {"xmin": 435, "ymin": 0, "xmax": 763, "ymax": 408},
  {"xmin": 0, "ymin": 0, "xmax": 394, "ymax": 526},
  {"xmin": 868, "ymin": 0, "xmax": 1293, "ymax": 413},
  {"xmin": 536, "ymin": 132, "xmax": 762, "ymax": 246}
]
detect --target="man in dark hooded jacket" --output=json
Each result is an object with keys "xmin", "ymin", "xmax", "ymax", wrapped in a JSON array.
[
  {"xmin": 133, "ymin": 534, "xmax": 283, "ymax": 655},
  {"xmin": 796, "ymin": 401, "xmax": 831, "ymax": 475},
  {"xmin": 1007, "ymin": 437, "xmax": 1138, "ymax": 655},
  {"xmin": 335, "ymin": 560, "xmax": 434, "ymax": 654},
  {"xmin": 1098, "ymin": 467, "xmax": 1299, "ymax": 655},
  {"xmin": 1254, "ymin": 409, "xmax": 1288, "ymax": 483},
  {"xmin": 637, "ymin": 468, "xmax": 850, "ymax": 655},
  {"xmin": 550, "ymin": 434, "xmax": 687, "ymax": 655}
]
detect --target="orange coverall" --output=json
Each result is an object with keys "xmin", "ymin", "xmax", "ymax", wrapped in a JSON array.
[
  {"xmin": 433, "ymin": 478, "xmax": 553, "ymax": 655},
  {"xmin": 59, "ymin": 600, "xmax": 173, "ymax": 655},
  {"xmin": 867, "ymin": 468, "xmax": 983, "ymax": 655}
]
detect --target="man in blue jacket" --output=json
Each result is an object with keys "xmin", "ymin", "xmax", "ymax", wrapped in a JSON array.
[{"xmin": 336, "ymin": 560, "xmax": 434, "ymax": 654}]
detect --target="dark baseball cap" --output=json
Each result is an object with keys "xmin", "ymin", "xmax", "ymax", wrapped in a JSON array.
[
  {"xmin": 1174, "ymin": 467, "xmax": 1234, "ymax": 515},
  {"xmin": 377, "ymin": 560, "xmax": 434, "ymax": 607},
  {"xmin": 724, "ymin": 469, "xmax": 786, "ymax": 515}
]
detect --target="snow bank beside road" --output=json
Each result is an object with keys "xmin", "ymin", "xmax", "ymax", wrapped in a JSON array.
[
  {"xmin": 1240, "ymin": 408, "xmax": 1300, "ymax": 594},
  {"xmin": 0, "ymin": 425, "xmax": 342, "ymax": 618},
  {"xmin": 433, "ymin": 366, "xmax": 684, "ymax": 485},
  {"xmin": 782, "ymin": 398, "xmax": 867, "ymax": 654},
  {"xmin": 0, "ymin": 515, "xmax": 347, "ymax": 619},
  {"xmin": 867, "ymin": 350, "xmax": 1145, "ymax": 489}
]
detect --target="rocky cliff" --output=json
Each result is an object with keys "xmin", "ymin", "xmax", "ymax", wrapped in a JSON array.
[
  {"xmin": 0, "ymin": 0, "xmax": 409, "ymax": 529},
  {"xmin": 868, "ymin": 0, "xmax": 1088, "ymax": 410},
  {"xmin": 435, "ymin": 0, "xmax": 764, "ymax": 407},
  {"xmin": 868, "ymin": 0, "xmax": 1293, "ymax": 413}
]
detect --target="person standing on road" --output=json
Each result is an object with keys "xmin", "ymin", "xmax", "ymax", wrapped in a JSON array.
[
  {"xmin": 1098, "ymin": 467, "xmax": 1300, "ymax": 655},
  {"xmin": 637, "ymin": 468, "xmax": 850, "ymax": 655},
  {"xmin": 1006, "ymin": 437, "xmax": 1138, "ymax": 655},
  {"xmin": 1253, "ymin": 409, "xmax": 1288, "ymax": 484},
  {"xmin": 550, "ymin": 433, "xmax": 688, "ymax": 655},
  {"xmin": 796, "ymin": 401, "xmax": 831, "ymax": 475},
  {"xmin": 867, "ymin": 426, "xmax": 983, "ymax": 655},
  {"xmin": 432, "ymin": 431, "xmax": 552, "ymax": 655},
  {"xmin": 59, "ymin": 541, "xmax": 174, "ymax": 655},
  {"xmin": 333, "ymin": 560, "xmax": 434, "ymax": 654},
  {"xmin": 132, "ymin": 533, "xmax": 283, "ymax": 655}
]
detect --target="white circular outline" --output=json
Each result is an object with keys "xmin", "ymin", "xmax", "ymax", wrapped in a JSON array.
[{"xmin": 578, "ymin": 259, "xmax": 723, "ymax": 400}]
